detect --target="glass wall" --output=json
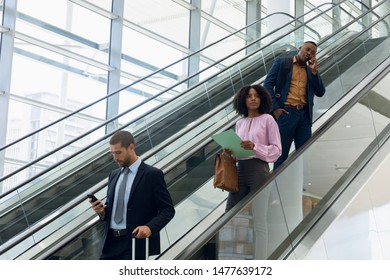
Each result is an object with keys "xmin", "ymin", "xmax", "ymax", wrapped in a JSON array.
[
  {"xmin": 0, "ymin": 0, "xmax": 380, "ymax": 194},
  {"xmin": 0, "ymin": 1, "xmax": 3, "ymax": 24},
  {"xmin": 0, "ymin": 0, "xmax": 388, "ymax": 259},
  {"xmin": 0, "ymin": 0, "xmax": 253, "ymax": 193}
]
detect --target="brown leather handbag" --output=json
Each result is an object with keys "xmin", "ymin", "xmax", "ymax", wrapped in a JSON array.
[{"xmin": 213, "ymin": 153, "xmax": 238, "ymax": 192}]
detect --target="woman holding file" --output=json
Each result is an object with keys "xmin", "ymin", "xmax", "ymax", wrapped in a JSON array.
[{"xmin": 223, "ymin": 84, "xmax": 281, "ymax": 259}]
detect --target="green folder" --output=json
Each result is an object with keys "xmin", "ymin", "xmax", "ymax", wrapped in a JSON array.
[{"xmin": 211, "ymin": 129, "xmax": 255, "ymax": 158}]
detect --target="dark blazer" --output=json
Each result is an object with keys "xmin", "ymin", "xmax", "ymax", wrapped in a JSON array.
[
  {"xmin": 263, "ymin": 56, "xmax": 326, "ymax": 125},
  {"xmin": 100, "ymin": 161, "xmax": 175, "ymax": 258}
]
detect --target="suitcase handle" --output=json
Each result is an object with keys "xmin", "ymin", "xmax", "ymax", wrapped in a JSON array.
[{"xmin": 132, "ymin": 236, "xmax": 149, "ymax": 260}]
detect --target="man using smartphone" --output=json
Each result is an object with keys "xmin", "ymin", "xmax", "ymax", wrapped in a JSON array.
[
  {"xmin": 263, "ymin": 41, "xmax": 326, "ymax": 170},
  {"xmin": 88, "ymin": 130, "xmax": 175, "ymax": 260}
]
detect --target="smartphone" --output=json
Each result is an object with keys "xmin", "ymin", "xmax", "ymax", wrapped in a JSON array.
[{"xmin": 87, "ymin": 194, "xmax": 98, "ymax": 202}]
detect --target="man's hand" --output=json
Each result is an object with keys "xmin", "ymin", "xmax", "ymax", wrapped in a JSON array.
[
  {"xmin": 273, "ymin": 108, "xmax": 288, "ymax": 119},
  {"xmin": 89, "ymin": 198, "xmax": 106, "ymax": 215},
  {"xmin": 132, "ymin": 225, "xmax": 151, "ymax": 239},
  {"xmin": 309, "ymin": 56, "xmax": 318, "ymax": 74}
]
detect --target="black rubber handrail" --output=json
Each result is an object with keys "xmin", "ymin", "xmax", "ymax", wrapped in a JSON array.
[
  {"xmin": 167, "ymin": 56, "xmax": 390, "ymax": 261},
  {"xmin": 1, "ymin": 1, "xmax": 386, "ymax": 258},
  {"xmin": 0, "ymin": 3, "xmax": 340, "ymax": 193},
  {"xmin": 0, "ymin": 12, "xmax": 298, "ymax": 153},
  {"xmin": 23, "ymin": 11, "xmax": 390, "ymax": 260},
  {"xmin": 1, "ymin": 0, "xmax": 383, "ymax": 253}
]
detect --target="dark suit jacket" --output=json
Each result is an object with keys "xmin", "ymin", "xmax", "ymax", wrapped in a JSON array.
[
  {"xmin": 100, "ymin": 161, "xmax": 175, "ymax": 259},
  {"xmin": 263, "ymin": 56, "xmax": 326, "ymax": 125}
]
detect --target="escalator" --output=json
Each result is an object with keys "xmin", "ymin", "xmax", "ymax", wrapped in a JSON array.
[
  {"xmin": 0, "ymin": 1, "xmax": 322, "ymax": 253},
  {"xmin": 0, "ymin": 38, "xmax": 288, "ymax": 249},
  {"xmin": 43, "ymin": 10, "xmax": 390, "ymax": 260},
  {"xmin": 1, "ymin": 0, "xmax": 389, "ymax": 259},
  {"xmin": 0, "ymin": 22, "xmax": 296, "ymax": 248},
  {"xmin": 45, "ymin": 51, "xmax": 390, "ymax": 261},
  {"xmin": 164, "ymin": 62, "xmax": 390, "ymax": 260}
]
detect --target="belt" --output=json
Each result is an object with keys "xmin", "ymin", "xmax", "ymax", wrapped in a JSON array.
[
  {"xmin": 109, "ymin": 228, "xmax": 131, "ymax": 237},
  {"xmin": 284, "ymin": 104, "xmax": 307, "ymax": 110}
]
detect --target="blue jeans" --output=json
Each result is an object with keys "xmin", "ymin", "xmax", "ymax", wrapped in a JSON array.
[{"xmin": 273, "ymin": 107, "xmax": 311, "ymax": 170}]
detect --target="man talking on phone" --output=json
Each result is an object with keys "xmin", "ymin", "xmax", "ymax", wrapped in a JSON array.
[
  {"xmin": 263, "ymin": 41, "xmax": 326, "ymax": 170},
  {"xmin": 88, "ymin": 130, "xmax": 175, "ymax": 260}
]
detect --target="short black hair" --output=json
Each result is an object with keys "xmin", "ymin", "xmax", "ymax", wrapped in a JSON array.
[
  {"xmin": 109, "ymin": 130, "xmax": 135, "ymax": 148},
  {"xmin": 232, "ymin": 84, "xmax": 273, "ymax": 117},
  {"xmin": 304, "ymin": 41, "xmax": 317, "ymax": 47}
]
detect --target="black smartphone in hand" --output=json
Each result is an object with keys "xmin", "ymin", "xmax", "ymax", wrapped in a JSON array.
[{"xmin": 87, "ymin": 194, "xmax": 98, "ymax": 202}]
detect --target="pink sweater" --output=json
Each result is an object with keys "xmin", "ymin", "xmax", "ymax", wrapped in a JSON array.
[{"xmin": 235, "ymin": 114, "xmax": 282, "ymax": 163}]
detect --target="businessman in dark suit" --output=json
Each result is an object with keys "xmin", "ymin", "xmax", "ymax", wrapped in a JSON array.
[{"xmin": 89, "ymin": 130, "xmax": 175, "ymax": 260}]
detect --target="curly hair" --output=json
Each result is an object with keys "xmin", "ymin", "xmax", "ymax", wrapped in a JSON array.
[{"xmin": 232, "ymin": 84, "xmax": 273, "ymax": 117}]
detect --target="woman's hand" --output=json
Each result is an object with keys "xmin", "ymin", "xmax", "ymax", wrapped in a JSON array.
[
  {"xmin": 240, "ymin": 140, "xmax": 255, "ymax": 150},
  {"xmin": 222, "ymin": 148, "xmax": 233, "ymax": 157}
]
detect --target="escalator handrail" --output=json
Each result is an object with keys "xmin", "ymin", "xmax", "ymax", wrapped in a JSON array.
[
  {"xmin": 0, "ymin": 12, "xmax": 298, "ymax": 153},
  {"xmin": 2, "ymin": 0, "xmax": 333, "ymax": 154},
  {"xmin": 350, "ymin": 0, "xmax": 390, "ymax": 32},
  {"xmin": 1, "ymin": 0, "xmax": 383, "ymax": 252},
  {"xmin": 2, "ymin": 0, "xmax": 353, "ymax": 159},
  {"xmin": 1, "ymin": 0, "xmax": 382, "ymax": 226},
  {"xmin": 167, "ymin": 57, "xmax": 390, "ymax": 260},
  {"xmin": 0, "ymin": 3, "xmax": 344, "ymax": 192},
  {"xmin": 16, "ymin": 17, "xmax": 390, "ymax": 260},
  {"xmin": 315, "ymin": 11, "xmax": 390, "ymax": 73},
  {"xmin": 317, "ymin": 3, "xmax": 390, "ymax": 52},
  {"xmin": 0, "ymin": 97, "xmax": 238, "ymax": 255},
  {"xmin": 3, "ymin": 6, "xmax": 390, "ymax": 260},
  {"xmin": 43, "ymin": 3, "xmax": 390, "ymax": 261}
]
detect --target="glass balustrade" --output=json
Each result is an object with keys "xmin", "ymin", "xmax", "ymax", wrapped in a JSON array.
[{"xmin": 1, "ymin": 1, "xmax": 389, "ymax": 259}]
